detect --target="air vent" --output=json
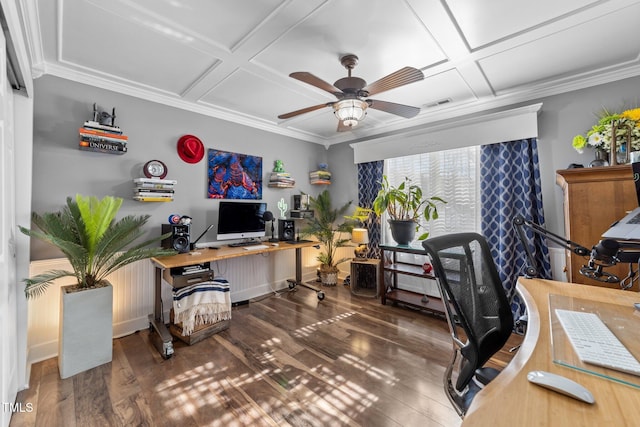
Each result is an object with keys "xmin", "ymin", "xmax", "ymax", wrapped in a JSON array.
[{"xmin": 426, "ymin": 98, "xmax": 451, "ymax": 108}]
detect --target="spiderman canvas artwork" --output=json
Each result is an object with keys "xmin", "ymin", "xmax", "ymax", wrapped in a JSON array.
[{"xmin": 207, "ymin": 149, "xmax": 262, "ymax": 199}]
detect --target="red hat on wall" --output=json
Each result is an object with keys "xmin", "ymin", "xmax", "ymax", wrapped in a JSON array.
[{"xmin": 177, "ymin": 135, "xmax": 205, "ymax": 163}]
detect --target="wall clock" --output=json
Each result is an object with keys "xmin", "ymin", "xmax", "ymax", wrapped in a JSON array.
[{"xmin": 143, "ymin": 160, "xmax": 168, "ymax": 179}]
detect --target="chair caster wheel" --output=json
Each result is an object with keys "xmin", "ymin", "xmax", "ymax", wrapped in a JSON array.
[
  {"xmin": 317, "ymin": 291, "xmax": 325, "ymax": 300},
  {"xmin": 288, "ymin": 281, "xmax": 296, "ymax": 289}
]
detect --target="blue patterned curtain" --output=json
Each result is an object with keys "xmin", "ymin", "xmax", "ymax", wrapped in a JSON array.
[
  {"xmin": 357, "ymin": 161, "xmax": 384, "ymax": 259},
  {"xmin": 480, "ymin": 138, "xmax": 551, "ymax": 316}
]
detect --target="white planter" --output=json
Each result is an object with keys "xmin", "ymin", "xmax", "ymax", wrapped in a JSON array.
[
  {"xmin": 320, "ymin": 266, "xmax": 339, "ymax": 286},
  {"xmin": 58, "ymin": 282, "xmax": 113, "ymax": 379}
]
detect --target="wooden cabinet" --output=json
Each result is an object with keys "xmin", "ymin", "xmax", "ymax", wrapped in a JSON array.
[{"xmin": 556, "ymin": 165, "xmax": 636, "ymax": 288}]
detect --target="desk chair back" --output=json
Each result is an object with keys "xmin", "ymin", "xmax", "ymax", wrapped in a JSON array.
[{"xmin": 422, "ymin": 232, "xmax": 513, "ymax": 416}]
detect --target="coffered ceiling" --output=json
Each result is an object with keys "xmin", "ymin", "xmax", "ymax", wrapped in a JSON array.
[{"xmin": 21, "ymin": 0, "xmax": 640, "ymax": 146}]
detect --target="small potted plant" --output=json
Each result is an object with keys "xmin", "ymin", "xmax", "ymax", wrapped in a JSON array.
[
  {"xmin": 372, "ymin": 175, "xmax": 445, "ymax": 245},
  {"xmin": 19, "ymin": 194, "xmax": 175, "ymax": 378},
  {"xmin": 300, "ymin": 189, "xmax": 356, "ymax": 286}
]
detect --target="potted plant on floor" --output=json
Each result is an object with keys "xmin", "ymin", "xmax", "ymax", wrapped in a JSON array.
[
  {"xmin": 300, "ymin": 190, "xmax": 356, "ymax": 286},
  {"xmin": 373, "ymin": 175, "xmax": 446, "ymax": 245},
  {"xmin": 19, "ymin": 194, "xmax": 175, "ymax": 378}
]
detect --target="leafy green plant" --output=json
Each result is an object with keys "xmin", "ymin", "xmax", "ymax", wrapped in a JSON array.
[
  {"xmin": 19, "ymin": 194, "xmax": 176, "ymax": 299},
  {"xmin": 344, "ymin": 206, "xmax": 373, "ymax": 226},
  {"xmin": 373, "ymin": 175, "xmax": 445, "ymax": 240},
  {"xmin": 300, "ymin": 190, "xmax": 356, "ymax": 269}
]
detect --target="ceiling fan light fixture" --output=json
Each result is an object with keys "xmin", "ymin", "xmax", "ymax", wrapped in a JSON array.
[{"xmin": 333, "ymin": 99, "xmax": 367, "ymax": 127}]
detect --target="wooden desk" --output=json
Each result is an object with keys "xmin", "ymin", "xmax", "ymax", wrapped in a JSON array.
[
  {"xmin": 463, "ymin": 278, "xmax": 640, "ymax": 426},
  {"xmin": 147, "ymin": 241, "xmax": 318, "ymax": 358}
]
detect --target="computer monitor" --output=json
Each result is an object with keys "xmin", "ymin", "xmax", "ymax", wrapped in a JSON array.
[{"xmin": 216, "ymin": 201, "xmax": 266, "ymax": 241}]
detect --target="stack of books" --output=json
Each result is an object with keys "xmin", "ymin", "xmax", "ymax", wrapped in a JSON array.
[
  {"xmin": 133, "ymin": 178, "xmax": 177, "ymax": 202},
  {"xmin": 268, "ymin": 172, "xmax": 295, "ymax": 188},
  {"xmin": 309, "ymin": 169, "xmax": 331, "ymax": 185},
  {"xmin": 78, "ymin": 121, "xmax": 128, "ymax": 154}
]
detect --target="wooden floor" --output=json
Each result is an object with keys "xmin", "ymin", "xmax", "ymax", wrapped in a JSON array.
[{"xmin": 10, "ymin": 283, "xmax": 520, "ymax": 427}]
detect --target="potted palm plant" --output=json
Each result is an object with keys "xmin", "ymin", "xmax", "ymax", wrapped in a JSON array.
[
  {"xmin": 300, "ymin": 190, "xmax": 356, "ymax": 286},
  {"xmin": 19, "ymin": 194, "xmax": 175, "ymax": 378},
  {"xmin": 373, "ymin": 175, "xmax": 445, "ymax": 245}
]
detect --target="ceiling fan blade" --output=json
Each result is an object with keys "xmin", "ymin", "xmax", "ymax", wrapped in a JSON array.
[
  {"xmin": 367, "ymin": 99, "xmax": 421, "ymax": 118},
  {"xmin": 362, "ymin": 67, "xmax": 424, "ymax": 96},
  {"xmin": 278, "ymin": 103, "xmax": 329, "ymax": 119},
  {"xmin": 290, "ymin": 72, "xmax": 342, "ymax": 95}
]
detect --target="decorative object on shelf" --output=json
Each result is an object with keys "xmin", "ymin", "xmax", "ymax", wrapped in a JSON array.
[
  {"xmin": 133, "ymin": 177, "xmax": 177, "ymax": 202},
  {"xmin": 310, "ymin": 163, "xmax": 332, "ymax": 185},
  {"xmin": 18, "ymin": 194, "xmax": 175, "ymax": 378},
  {"xmin": 93, "ymin": 102, "xmax": 116, "ymax": 127},
  {"xmin": 268, "ymin": 160, "xmax": 295, "ymax": 188},
  {"xmin": 291, "ymin": 193, "xmax": 314, "ymax": 217},
  {"xmin": 277, "ymin": 197, "xmax": 288, "ymax": 218},
  {"xmin": 143, "ymin": 159, "xmax": 168, "ymax": 179},
  {"xmin": 572, "ymin": 107, "xmax": 640, "ymax": 165},
  {"xmin": 293, "ymin": 194, "xmax": 310, "ymax": 210},
  {"xmin": 300, "ymin": 190, "xmax": 356, "ymax": 286},
  {"xmin": 373, "ymin": 175, "xmax": 446, "ymax": 245},
  {"xmin": 79, "ymin": 104, "xmax": 127, "ymax": 155},
  {"xmin": 422, "ymin": 262, "xmax": 433, "ymax": 274},
  {"xmin": 589, "ymin": 149, "xmax": 609, "ymax": 168},
  {"xmin": 273, "ymin": 159, "xmax": 285, "ymax": 172},
  {"xmin": 177, "ymin": 135, "xmax": 205, "ymax": 164},
  {"xmin": 207, "ymin": 148, "xmax": 262, "ymax": 199}
]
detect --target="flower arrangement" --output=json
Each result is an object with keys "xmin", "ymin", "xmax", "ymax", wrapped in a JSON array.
[{"xmin": 572, "ymin": 108, "xmax": 640, "ymax": 154}]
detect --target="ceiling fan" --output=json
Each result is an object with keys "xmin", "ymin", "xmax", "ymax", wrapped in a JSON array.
[{"xmin": 278, "ymin": 54, "xmax": 424, "ymax": 131}]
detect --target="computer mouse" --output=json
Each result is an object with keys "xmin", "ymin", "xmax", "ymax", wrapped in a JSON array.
[{"xmin": 527, "ymin": 370, "xmax": 595, "ymax": 404}]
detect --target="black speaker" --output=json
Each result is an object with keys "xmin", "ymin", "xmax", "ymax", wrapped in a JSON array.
[
  {"xmin": 162, "ymin": 224, "xmax": 191, "ymax": 253},
  {"xmin": 278, "ymin": 219, "xmax": 295, "ymax": 241}
]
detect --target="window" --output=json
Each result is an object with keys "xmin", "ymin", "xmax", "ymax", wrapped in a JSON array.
[
  {"xmin": 383, "ymin": 145, "xmax": 481, "ymax": 244},
  {"xmin": 383, "ymin": 145, "xmax": 481, "ymax": 297}
]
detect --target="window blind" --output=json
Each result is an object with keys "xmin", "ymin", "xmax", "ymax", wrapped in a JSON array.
[{"xmin": 384, "ymin": 145, "xmax": 481, "ymax": 244}]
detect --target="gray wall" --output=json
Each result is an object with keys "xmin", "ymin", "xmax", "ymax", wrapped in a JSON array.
[
  {"xmin": 31, "ymin": 75, "xmax": 327, "ymax": 260},
  {"xmin": 327, "ymin": 75, "xmax": 640, "ymax": 238},
  {"xmin": 31, "ymin": 74, "xmax": 640, "ymax": 259}
]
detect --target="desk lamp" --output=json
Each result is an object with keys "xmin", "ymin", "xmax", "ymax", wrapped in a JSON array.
[{"xmin": 352, "ymin": 228, "xmax": 369, "ymax": 259}]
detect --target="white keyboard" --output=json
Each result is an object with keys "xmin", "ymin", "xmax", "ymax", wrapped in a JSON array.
[
  {"xmin": 242, "ymin": 244, "xmax": 269, "ymax": 251},
  {"xmin": 555, "ymin": 309, "xmax": 640, "ymax": 376}
]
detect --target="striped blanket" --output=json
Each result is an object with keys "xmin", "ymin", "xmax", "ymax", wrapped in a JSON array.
[{"xmin": 172, "ymin": 278, "xmax": 231, "ymax": 336}]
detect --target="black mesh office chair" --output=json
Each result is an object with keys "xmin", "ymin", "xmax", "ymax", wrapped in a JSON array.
[{"xmin": 422, "ymin": 232, "xmax": 514, "ymax": 417}]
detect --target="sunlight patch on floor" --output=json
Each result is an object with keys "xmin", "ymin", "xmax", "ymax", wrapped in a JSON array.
[{"xmin": 292, "ymin": 312, "xmax": 356, "ymax": 338}]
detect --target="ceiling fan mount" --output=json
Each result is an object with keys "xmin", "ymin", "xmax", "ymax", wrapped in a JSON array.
[
  {"xmin": 278, "ymin": 53, "xmax": 424, "ymax": 131},
  {"xmin": 334, "ymin": 54, "xmax": 367, "ymax": 95},
  {"xmin": 340, "ymin": 53, "xmax": 359, "ymax": 71}
]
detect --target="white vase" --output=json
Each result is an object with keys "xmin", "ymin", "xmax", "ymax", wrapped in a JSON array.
[{"xmin": 58, "ymin": 282, "xmax": 113, "ymax": 379}]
